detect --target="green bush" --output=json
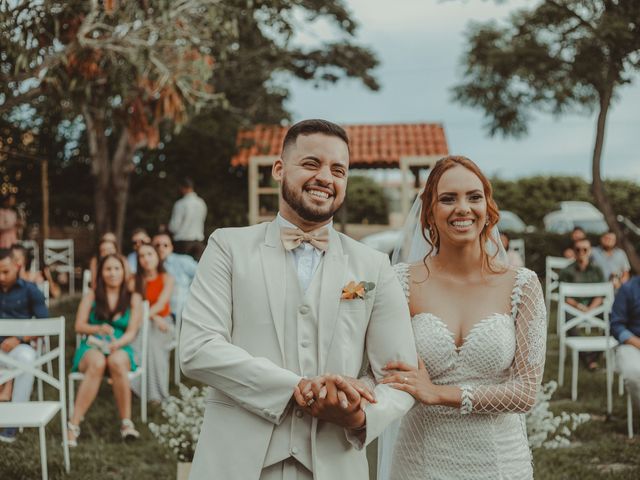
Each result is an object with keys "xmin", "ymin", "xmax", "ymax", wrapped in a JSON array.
[
  {"xmin": 491, "ymin": 176, "xmax": 640, "ymax": 229},
  {"xmin": 344, "ymin": 175, "xmax": 389, "ymax": 224}
]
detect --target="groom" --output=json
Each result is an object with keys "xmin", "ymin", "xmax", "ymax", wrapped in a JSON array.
[{"xmin": 180, "ymin": 119, "xmax": 417, "ymax": 479}]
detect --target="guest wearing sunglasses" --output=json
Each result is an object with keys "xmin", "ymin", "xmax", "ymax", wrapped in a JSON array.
[
  {"xmin": 126, "ymin": 229, "xmax": 151, "ymax": 274},
  {"xmin": 151, "ymin": 232, "xmax": 197, "ymax": 318},
  {"xmin": 559, "ymin": 237, "xmax": 606, "ymax": 370}
]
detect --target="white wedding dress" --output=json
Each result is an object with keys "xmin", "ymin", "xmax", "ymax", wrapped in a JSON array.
[{"xmin": 383, "ymin": 264, "xmax": 547, "ymax": 480}]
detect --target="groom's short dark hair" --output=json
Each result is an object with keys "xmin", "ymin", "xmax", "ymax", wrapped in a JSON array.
[{"xmin": 281, "ymin": 119, "xmax": 350, "ymax": 154}]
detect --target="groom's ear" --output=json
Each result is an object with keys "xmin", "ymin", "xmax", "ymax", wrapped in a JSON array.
[{"xmin": 272, "ymin": 158, "xmax": 284, "ymax": 183}]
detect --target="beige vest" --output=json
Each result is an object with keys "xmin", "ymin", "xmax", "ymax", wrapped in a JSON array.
[{"xmin": 263, "ymin": 256, "xmax": 325, "ymax": 471}]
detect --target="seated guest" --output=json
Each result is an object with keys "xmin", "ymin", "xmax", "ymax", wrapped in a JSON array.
[
  {"xmin": 151, "ymin": 232, "xmax": 197, "ymax": 316},
  {"xmin": 499, "ymin": 232, "xmax": 523, "ymax": 268},
  {"xmin": 130, "ymin": 243, "xmax": 174, "ymax": 402},
  {"xmin": 611, "ymin": 275, "xmax": 640, "ymax": 411},
  {"xmin": 88, "ymin": 237, "xmax": 130, "ymax": 290},
  {"xmin": 563, "ymin": 226, "xmax": 587, "ymax": 259},
  {"xmin": 67, "ymin": 254, "xmax": 143, "ymax": 447},
  {"xmin": 127, "ymin": 229, "xmax": 151, "ymax": 274},
  {"xmin": 10, "ymin": 244, "xmax": 44, "ymax": 284},
  {"xmin": 592, "ymin": 231, "xmax": 630, "ymax": 289},
  {"xmin": 0, "ymin": 248, "xmax": 48, "ymax": 443},
  {"xmin": 559, "ymin": 237, "xmax": 606, "ymax": 370}
]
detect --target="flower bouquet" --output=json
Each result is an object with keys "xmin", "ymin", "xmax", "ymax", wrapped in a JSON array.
[
  {"xmin": 149, "ymin": 384, "xmax": 208, "ymax": 463},
  {"xmin": 526, "ymin": 380, "xmax": 590, "ymax": 449}
]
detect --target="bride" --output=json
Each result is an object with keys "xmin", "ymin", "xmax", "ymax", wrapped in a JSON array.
[{"xmin": 378, "ymin": 156, "xmax": 547, "ymax": 479}]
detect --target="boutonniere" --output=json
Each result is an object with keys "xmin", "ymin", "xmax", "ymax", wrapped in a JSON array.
[{"xmin": 341, "ymin": 280, "xmax": 376, "ymax": 300}]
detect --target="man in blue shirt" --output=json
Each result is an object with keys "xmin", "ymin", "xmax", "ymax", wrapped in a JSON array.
[
  {"xmin": 0, "ymin": 247, "xmax": 49, "ymax": 443},
  {"xmin": 611, "ymin": 276, "xmax": 640, "ymax": 411}
]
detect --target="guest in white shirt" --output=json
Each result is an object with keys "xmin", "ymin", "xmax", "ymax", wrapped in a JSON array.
[
  {"xmin": 168, "ymin": 177, "xmax": 207, "ymax": 260},
  {"xmin": 592, "ymin": 231, "xmax": 630, "ymax": 289}
]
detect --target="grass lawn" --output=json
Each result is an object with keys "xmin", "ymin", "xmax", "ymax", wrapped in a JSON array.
[{"xmin": 1, "ymin": 297, "xmax": 639, "ymax": 479}]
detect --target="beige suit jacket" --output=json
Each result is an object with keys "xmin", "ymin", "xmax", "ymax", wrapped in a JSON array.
[{"xmin": 180, "ymin": 220, "xmax": 417, "ymax": 480}]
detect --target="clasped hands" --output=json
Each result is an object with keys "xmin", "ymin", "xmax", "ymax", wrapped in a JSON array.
[{"xmin": 293, "ymin": 375, "xmax": 375, "ymax": 430}]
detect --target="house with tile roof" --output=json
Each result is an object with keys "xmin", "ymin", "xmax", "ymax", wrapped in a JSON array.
[{"xmin": 231, "ymin": 123, "xmax": 449, "ymax": 224}]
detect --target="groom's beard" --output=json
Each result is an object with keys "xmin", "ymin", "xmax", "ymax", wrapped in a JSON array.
[{"xmin": 281, "ymin": 177, "xmax": 342, "ymax": 223}]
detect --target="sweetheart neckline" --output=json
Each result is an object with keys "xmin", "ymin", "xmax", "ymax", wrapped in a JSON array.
[{"xmin": 411, "ymin": 312, "xmax": 512, "ymax": 352}]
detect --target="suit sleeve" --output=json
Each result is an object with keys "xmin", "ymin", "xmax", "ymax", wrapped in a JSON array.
[
  {"xmin": 180, "ymin": 229, "xmax": 301, "ymax": 424},
  {"xmin": 349, "ymin": 255, "xmax": 417, "ymax": 448}
]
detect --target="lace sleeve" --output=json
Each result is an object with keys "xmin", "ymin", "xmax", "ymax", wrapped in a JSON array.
[
  {"xmin": 464, "ymin": 269, "xmax": 547, "ymax": 414},
  {"xmin": 392, "ymin": 263, "xmax": 410, "ymax": 303}
]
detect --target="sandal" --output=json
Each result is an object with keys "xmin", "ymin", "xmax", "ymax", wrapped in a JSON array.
[
  {"xmin": 67, "ymin": 422, "xmax": 80, "ymax": 448},
  {"xmin": 120, "ymin": 419, "xmax": 140, "ymax": 440}
]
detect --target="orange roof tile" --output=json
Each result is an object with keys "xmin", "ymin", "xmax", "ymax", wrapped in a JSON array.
[{"xmin": 230, "ymin": 122, "xmax": 449, "ymax": 168}]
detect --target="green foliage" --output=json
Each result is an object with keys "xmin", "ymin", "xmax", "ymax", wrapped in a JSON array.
[
  {"xmin": 343, "ymin": 175, "xmax": 389, "ymax": 225},
  {"xmin": 453, "ymin": 1, "xmax": 640, "ymax": 137},
  {"xmin": 492, "ymin": 175, "xmax": 640, "ymax": 229}
]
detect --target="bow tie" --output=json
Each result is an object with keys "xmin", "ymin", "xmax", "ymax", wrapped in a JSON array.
[{"xmin": 280, "ymin": 226, "xmax": 330, "ymax": 252}]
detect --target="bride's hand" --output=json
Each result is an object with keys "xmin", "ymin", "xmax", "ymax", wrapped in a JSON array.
[{"xmin": 380, "ymin": 357, "xmax": 440, "ymax": 405}]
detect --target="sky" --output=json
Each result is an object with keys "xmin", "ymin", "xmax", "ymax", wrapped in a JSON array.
[{"xmin": 285, "ymin": 0, "xmax": 640, "ymax": 181}]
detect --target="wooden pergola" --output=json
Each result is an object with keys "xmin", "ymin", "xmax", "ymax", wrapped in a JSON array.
[{"xmin": 230, "ymin": 123, "xmax": 449, "ymax": 225}]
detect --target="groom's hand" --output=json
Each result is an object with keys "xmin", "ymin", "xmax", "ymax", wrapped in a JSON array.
[{"xmin": 294, "ymin": 375, "xmax": 366, "ymax": 429}]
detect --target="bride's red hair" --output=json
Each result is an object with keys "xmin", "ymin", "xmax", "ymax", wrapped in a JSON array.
[{"xmin": 420, "ymin": 155, "xmax": 503, "ymax": 273}]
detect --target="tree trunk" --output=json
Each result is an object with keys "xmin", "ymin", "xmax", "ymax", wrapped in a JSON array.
[
  {"xmin": 591, "ymin": 86, "xmax": 640, "ymax": 273},
  {"xmin": 83, "ymin": 107, "xmax": 112, "ymax": 237},
  {"xmin": 111, "ymin": 130, "xmax": 136, "ymax": 246}
]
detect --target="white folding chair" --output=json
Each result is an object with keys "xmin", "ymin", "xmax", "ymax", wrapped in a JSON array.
[
  {"xmin": 557, "ymin": 282, "xmax": 616, "ymax": 412},
  {"xmin": 21, "ymin": 240, "xmax": 40, "ymax": 274},
  {"xmin": 33, "ymin": 282, "xmax": 53, "ymax": 402},
  {"xmin": 82, "ymin": 269, "xmax": 92, "ymax": 296},
  {"xmin": 509, "ymin": 238, "xmax": 525, "ymax": 264},
  {"xmin": 43, "ymin": 239, "xmax": 75, "ymax": 295},
  {"xmin": 545, "ymin": 256, "xmax": 572, "ymax": 324},
  {"xmin": 68, "ymin": 301, "xmax": 150, "ymax": 423},
  {"xmin": 0, "ymin": 317, "xmax": 70, "ymax": 480}
]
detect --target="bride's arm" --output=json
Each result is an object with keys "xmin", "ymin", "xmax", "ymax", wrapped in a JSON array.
[
  {"xmin": 382, "ymin": 271, "xmax": 547, "ymax": 414},
  {"xmin": 459, "ymin": 271, "xmax": 547, "ymax": 413}
]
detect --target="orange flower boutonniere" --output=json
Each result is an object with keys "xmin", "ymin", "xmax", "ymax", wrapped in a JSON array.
[{"xmin": 341, "ymin": 281, "xmax": 376, "ymax": 300}]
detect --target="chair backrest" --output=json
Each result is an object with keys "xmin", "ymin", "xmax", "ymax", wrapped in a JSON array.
[
  {"xmin": 545, "ymin": 256, "xmax": 572, "ymax": 300},
  {"xmin": 557, "ymin": 281, "xmax": 615, "ymax": 337},
  {"xmin": 43, "ymin": 239, "xmax": 74, "ymax": 270},
  {"xmin": 509, "ymin": 238, "xmax": 525, "ymax": 262},
  {"xmin": 21, "ymin": 240, "xmax": 40, "ymax": 273},
  {"xmin": 0, "ymin": 317, "xmax": 66, "ymax": 402},
  {"xmin": 82, "ymin": 269, "xmax": 92, "ymax": 295},
  {"xmin": 36, "ymin": 280, "xmax": 50, "ymax": 307}
]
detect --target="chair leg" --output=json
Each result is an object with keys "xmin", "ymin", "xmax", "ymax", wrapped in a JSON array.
[
  {"xmin": 141, "ymin": 371, "xmax": 148, "ymax": 423},
  {"xmin": 61, "ymin": 406, "xmax": 71, "ymax": 473},
  {"xmin": 174, "ymin": 346, "xmax": 180, "ymax": 386},
  {"xmin": 558, "ymin": 345, "xmax": 566, "ymax": 387},
  {"xmin": 571, "ymin": 349, "xmax": 579, "ymax": 401},
  {"xmin": 39, "ymin": 425, "xmax": 48, "ymax": 480},
  {"xmin": 606, "ymin": 349, "xmax": 613, "ymax": 415},
  {"xmin": 45, "ymin": 336, "xmax": 53, "ymax": 376},
  {"xmin": 68, "ymin": 377, "xmax": 75, "ymax": 418},
  {"xmin": 629, "ymin": 393, "xmax": 634, "ymax": 439}
]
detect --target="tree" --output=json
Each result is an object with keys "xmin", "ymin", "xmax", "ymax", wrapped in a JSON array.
[
  {"xmin": 1, "ymin": 0, "xmax": 379, "ymax": 244},
  {"xmin": 452, "ymin": 0, "xmax": 640, "ymax": 271}
]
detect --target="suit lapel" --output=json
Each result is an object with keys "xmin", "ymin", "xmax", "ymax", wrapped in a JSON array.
[
  {"xmin": 260, "ymin": 220, "xmax": 287, "ymax": 361},
  {"xmin": 318, "ymin": 228, "xmax": 348, "ymax": 373}
]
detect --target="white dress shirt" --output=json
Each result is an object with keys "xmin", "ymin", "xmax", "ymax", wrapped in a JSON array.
[
  {"xmin": 276, "ymin": 213, "xmax": 331, "ymax": 292},
  {"xmin": 168, "ymin": 192, "xmax": 208, "ymax": 241}
]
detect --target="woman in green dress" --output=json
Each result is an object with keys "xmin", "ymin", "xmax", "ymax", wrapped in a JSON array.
[{"xmin": 67, "ymin": 253, "xmax": 143, "ymax": 447}]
